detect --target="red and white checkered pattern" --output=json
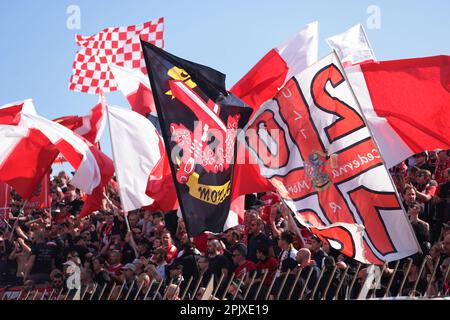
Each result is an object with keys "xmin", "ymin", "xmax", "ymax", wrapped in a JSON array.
[{"xmin": 69, "ymin": 18, "xmax": 164, "ymax": 94}]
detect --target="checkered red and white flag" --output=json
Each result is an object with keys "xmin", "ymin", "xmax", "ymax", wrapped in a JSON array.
[{"xmin": 69, "ymin": 18, "xmax": 164, "ymax": 94}]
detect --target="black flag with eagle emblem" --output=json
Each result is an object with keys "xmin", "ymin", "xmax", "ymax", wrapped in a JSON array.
[{"xmin": 141, "ymin": 40, "xmax": 252, "ymax": 236}]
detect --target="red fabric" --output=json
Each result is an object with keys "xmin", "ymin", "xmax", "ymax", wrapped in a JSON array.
[
  {"xmin": 0, "ymin": 181, "xmax": 11, "ymax": 219},
  {"xmin": 144, "ymin": 136, "xmax": 179, "ymax": 212},
  {"xmin": 361, "ymin": 55, "xmax": 450, "ymax": 153},
  {"xmin": 0, "ymin": 128, "xmax": 58, "ymax": 200},
  {"xmin": 0, "ymin": 104, "xmax": 24, "ymax": 126},
  {"xmin": 260, "ymin": 192, "xmax": 281, "ymax": 205},
  {"xmin": 25, "ymin": 173, "xmax": 51, "ymax": 210},
  {"xmin": 78, "ymin": 144, "xmax": 115, "ymax": 218},
  {"xmin": 127, "ymin": 82, "xmax": 155, "ymax": 116},
  {"xmin": 255, "ymin": 257, "xmax": 278, "ymax": 285},
  {"xmin": 108, "ymin": 263, "xmax": 124, "ymax": 276},
  {"xmin": 231, "ymin": 144, "xmax": 274, "ymax": 199},
  {"xmin": 193, "ymin": 232, "xmax": 209, "ymax": 255},
  {"xmin": 234, "ymin": 260, "xmax": 256, "ymax": 278},
  {"xmin": 230, "ymin": 195, "xmax": 245, "ymax": 224},
  {"xmin": 434, "ymin": 157, "xmax": 450, "ymax": 184},
  {"xmin": 164, "ymin": 243, "xmax": 178, "ymax": 264},
  {"xmin": 53, "ymin": 95, "xmax": 105, "ymax": 145},
  {"xmin": 229, "ymin": 49, "xmax": 289, "ymax": 201},
  {"xmin": 231, "ymin": 49, "xmax": 288, "ymax": 115}
]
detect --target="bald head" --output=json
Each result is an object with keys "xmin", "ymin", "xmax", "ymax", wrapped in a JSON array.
[{"xmin": 296, "ymin": 248, "xmax": 312, "ymax": 266}]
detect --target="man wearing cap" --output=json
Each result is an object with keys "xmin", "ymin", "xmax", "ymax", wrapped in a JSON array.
[{"xmin": 120, "ymin": 263, "xmax": 137, "ymax": 299}]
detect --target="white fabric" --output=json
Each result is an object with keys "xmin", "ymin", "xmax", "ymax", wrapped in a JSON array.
[
  {"xmin": 107, "ymin": 106, "xmax": 162, "ymax": 212},
  {"xmin": 326, "ymin": 24, "xmax": 376, "ymax": 67},
  {"xmin": 277, "ymin": 21, "xmax": 319, "ymax": 85},
  {"xmin": 110, "ymin": 64, "xmax": 151, "ymax": 95},
  {"xmin": 0, "ymin": 99, "xmax": 102, "ymax": 194},
  {"xmin": 345, "ymin": 65, "xmax": 413, "ymax": 168}
]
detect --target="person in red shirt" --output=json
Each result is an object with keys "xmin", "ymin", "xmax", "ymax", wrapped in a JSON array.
[
  {"xmin": 414, "ymin": 169, "xmax": 437, "ymax": 203},
  {"xmin": 161, "ymin": 230, "xmax": 178, "ymax": 264},
  {"xmin": 255, "ymin": 244, "xmax": 278, "ymax": 286},
  {"xmin": 107, "ymin": 250, "xmax": 123, "ymax": 279},
  {"xmin": 232, "ymin": 247, "xmax": 256, "ymax": 279}
]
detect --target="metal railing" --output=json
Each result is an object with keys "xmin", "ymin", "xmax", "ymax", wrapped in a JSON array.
[{"xmin": 1, "ymin": 261, "xmax": 449, "ymax": 300}]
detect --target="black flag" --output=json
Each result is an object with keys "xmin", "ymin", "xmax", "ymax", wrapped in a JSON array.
[{"xmin": 141, "ymin": 40, "xmax": 252, "ymax": 236}]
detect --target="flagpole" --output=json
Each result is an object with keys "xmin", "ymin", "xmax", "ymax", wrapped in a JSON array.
[
  {"xmin": 360, "ymin": 24, "xmax": 377, "ymax": 62},
  {"xmin": 104, "ymin": 104, "xmax": 138, "ymax": 256},
  {"xmin": 333, "ymin": 50, "xmax": 422, "ymax": 256}
]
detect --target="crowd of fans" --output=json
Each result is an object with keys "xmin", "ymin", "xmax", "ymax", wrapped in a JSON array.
[{"xmin": 0, "ymin": 149, "xmax": 449, "ymax": 300}]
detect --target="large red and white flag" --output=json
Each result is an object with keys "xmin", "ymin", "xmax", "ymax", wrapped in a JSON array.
[
  {"xmin": 243, "ymin": 53, "xmax": 420, "ymax": 264},
  {"xmin": 107, "ymin": 106, "xmax": 178, "ymax": 212},
  {"xmin": 231, "ymin": 21, "xmax": 319, "ymax": 113},
  {"xmin": 54, "ymin": 93, "xmax": 106, "ymax": 144},
  {"xmin": 231, "ymin": 22, "xmax": 319, "ymax": 198},
  {"xmin": 326, "ymin": 24, "xmax": 376, "ymax": 67},
  {"xmin": 0, "ymin": 100, "xmax": 114, "ymax": 216},
  {"xmin": 24, "ymin": 173, "xmax": 51, "ymax": 211},
  {"xmin": 346, "ymin": 55, "xmax": 450, "ymax": 168},
  {"xmin": 109, "ymin": 64, "xmax": 156, "ymax": 117},
  {"xmin": 69, "ymin": 18, "xmax": 164, "ymax": 94},
  {"xmin": 0, "ymin": 181, "xmax": 11, "ymax": 219}
]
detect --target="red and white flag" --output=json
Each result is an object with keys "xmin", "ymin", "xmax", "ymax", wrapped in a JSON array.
[
  {"xmin": 346, "ymin": 55, "xmax": 450, "ymax": 168},
  {"xmin": 0, "ymin": 181, "xmax": 11, "ymax": 219},
  {"xmin": 109, "ymin": 64, "xmax": 156, "ymax": 116},
  {"xmin": 54, "ymin": 93, "xmax": 106, "ymax": 144},
  {"xmin": 243, "ymin": 53, "xmax": 419, "ymax": 264},
  {"xmin": 69, "ymin": 18, "xmax": 164, "ymax": 94},
  {"xmin": 231, "ymin": 21, "xmax": 319, "ymax": 113},
  {"xmin": 107, "ymin": 106, "xmax": 177, "ymax": 212},
  {"xmin": 326, "ymin": 24, "xmax": 376, "ymax": 68},
  {"xmin": 231, "ymin": 22, "xmax": 319, "ymax": 198},
  {"xmin": 0, "ymin": 100, "xmax": 114, "ymax": 216}
]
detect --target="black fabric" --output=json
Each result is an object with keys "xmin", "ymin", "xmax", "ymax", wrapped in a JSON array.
[
  {"xmin": 141, "ymin": 40, "xmax": 252, "ymax": 237},
  {"xmin": 247, "ymin": 233, "xmax": 273, "ymax": 264},
  {"xmin": 30, "ymin": 243, "xmax": 56, "ymax": 274}
]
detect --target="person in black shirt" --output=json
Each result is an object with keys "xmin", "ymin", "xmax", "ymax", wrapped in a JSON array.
[
  {"xmin": 92, "ymin": 256, "xmax": 112, "ymax": 289},
  {"xmin": 0, "ymin": 235, "xmax": 15, "ymax": 285},
  {"xmin": 310, "ymin": 236, "xmax": 328, "ymax": 269},
  {"xmin": 414, "ymin": 152, "xmax": 435, "ymax": 174},
  {"xmin": 63, "ymin": 185, "xmax": 84, "ymax": 216},
  {"xmin": 28, "ymin": 231, "xmax": 56, "ymax": 284},
  {"xmin": 407, "ymin": 202, "xmax": 430, "ymax": 247},
  {"xmin": 247, "ymin": 219, "xmax": 273, "ymax": 264},
  {"xmin": 223, "ymin": 228, "xmax": 247, "ymax": 265},
  {"xmin": 206, "ymin": 239, "xmax": 232, "ymax": 280}
]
